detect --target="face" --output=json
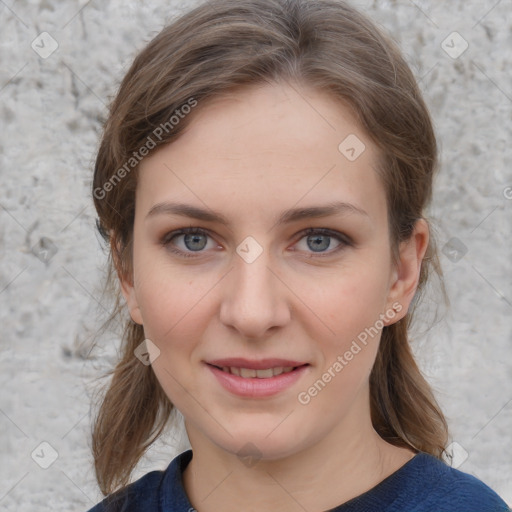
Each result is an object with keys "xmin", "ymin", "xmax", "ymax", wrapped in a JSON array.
[{"xmin": 120, "ymin": 81, "xmax": 426, "ymax": 461}]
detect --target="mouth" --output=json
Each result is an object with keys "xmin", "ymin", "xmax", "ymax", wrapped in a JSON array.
[
  {"xmin": 207, "ymin": 364, "xmax": 308, "ymax": 378},
  {"xmin": 205, "ymin": 361, "xmax": 310, "ymax": 398}
]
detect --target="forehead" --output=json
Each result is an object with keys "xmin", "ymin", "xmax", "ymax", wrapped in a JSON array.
[{"xmin": 137, "ymin": 82, "xmax": 386, "ymax": 225}]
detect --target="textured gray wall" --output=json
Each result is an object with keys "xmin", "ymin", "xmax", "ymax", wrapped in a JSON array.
[{"xmin": 0, "ymin": 0, "xmax": 511, "ymax": 510}]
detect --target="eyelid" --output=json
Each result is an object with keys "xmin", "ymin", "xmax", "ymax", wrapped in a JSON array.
[{"xmin": 161, "ymin": 226, "xmax": 352, "ymax": 258}]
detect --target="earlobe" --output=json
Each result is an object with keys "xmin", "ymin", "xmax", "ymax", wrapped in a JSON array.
[{"xmin": 384, "ymin": 219, "xmax": 429, "ymax": 325}]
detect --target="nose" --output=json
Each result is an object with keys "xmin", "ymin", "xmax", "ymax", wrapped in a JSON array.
[{"xmin": 219, "ymin": 246, "xmax": 291, "ymax": 340}]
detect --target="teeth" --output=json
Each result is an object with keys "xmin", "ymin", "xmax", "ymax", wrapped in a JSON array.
[
  {"xmin": 240, "ymin": 368, "xmax": 257, "ymax": 378},
  {"xmin": 220, "ymin": 366, "xmax": 298, "ymax": 378},
  {"xmin": 255, "ymin": 368, "xmax": 274, "ymax": 378}
]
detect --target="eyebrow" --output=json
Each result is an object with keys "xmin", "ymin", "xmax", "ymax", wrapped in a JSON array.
[{"xmin": 146, "ymin": 200, "xmax": 368, "ymax": 228}]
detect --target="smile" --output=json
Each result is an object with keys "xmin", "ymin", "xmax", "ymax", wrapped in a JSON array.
[
  {"xmin": 214, "ymin": 366, "xmax": 298, "ymax": 378},
  {"xmin": 205, "ymin": 363, "xmax": 310, "ymax": 398}
]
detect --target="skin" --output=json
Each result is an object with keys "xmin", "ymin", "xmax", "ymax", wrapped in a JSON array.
[{"xmin": 119, "ymin": 81, "xmax": 429, "ymax": 512}]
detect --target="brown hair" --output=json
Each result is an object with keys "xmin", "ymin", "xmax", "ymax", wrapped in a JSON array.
[{"xmin": 90, "ymin": 0, "xmax": 449, "ymax": 496}]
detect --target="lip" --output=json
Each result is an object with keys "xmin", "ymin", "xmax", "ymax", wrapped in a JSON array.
[
  {"xmin": 206, "ymin": 358, "xmax": 308, "ymax": 370},
  {"xmin": 205, "ymin": 362, "xmax": 310, "ymax": 398}
]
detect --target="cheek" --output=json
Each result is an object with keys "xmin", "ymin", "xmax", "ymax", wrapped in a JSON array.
[
  {"xmin": 310, "ymin": 259, "xmax": 391, "ymax": 394},
  {"xmin": 133, "ymin": 248, "xmax": 218, "ymax": 354},
  {"xmin": 307, "ymin": 271, "xmax": 388, "ymax": 412},
  {"xmin": 134, "ymin": 266, "xmax": 211, "ymax": 404},
  {"xmin": 321, "ymin": 262, "xmax": 390, "ymax": 335},
  {"xmin": 137, "ymin": 276, "xmax": 204, "ymax": 343}
]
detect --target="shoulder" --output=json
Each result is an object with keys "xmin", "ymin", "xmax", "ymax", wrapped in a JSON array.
[
  {"xmin": 85, "ymin": 449, "xmax": 194, "ymax": 512},
  {"xmin": 85, "ymin": 469, "xmax": 165, "ymax": 512},
  {"xmin": 403, "ymin": 453, "xmax": 510, "ymax": 512}
]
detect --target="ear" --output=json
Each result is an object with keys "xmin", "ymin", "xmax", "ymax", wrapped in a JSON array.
[
  {"xmin": 384, "ymin": 218, "xmax": 429, "ymax": 325},
  {"xmin": 111, "ymin": 236, "xmax": 143, "ymax": 326}
]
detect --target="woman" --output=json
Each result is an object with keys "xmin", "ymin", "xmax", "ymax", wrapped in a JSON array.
[{"xmin": 87, "ymin": 0, "xmax": 510, "ymax": 510}]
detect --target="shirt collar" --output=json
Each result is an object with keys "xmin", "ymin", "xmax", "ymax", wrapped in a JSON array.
[{"xmin": 160, "ymin": 449, "xmax": 195, "ymax": 511}]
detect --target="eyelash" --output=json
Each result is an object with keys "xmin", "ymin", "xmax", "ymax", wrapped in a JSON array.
[{"xmin": 160, "ymin": 226, "xmax": 352, "ymax": 259}]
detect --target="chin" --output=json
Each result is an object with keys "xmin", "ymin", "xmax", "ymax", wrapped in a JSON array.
[{"xmin": 213, "ymin": 428, "xmax": 307, "ymax": 463}]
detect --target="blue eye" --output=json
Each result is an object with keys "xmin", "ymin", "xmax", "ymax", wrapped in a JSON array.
[
  {"xmin": 161, "ymin": 227, "xmax": 351, "ymax": 259},
  {"xmin": 295, "ymin": 228, "xmax": 349, "ymax": 254},
  {"xmin": 161, "ymin": 227, "xmax": 214, "ymax": 258}
]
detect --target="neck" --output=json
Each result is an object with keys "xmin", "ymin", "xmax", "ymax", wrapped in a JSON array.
[{"xmin": 181, "ymin": 399, "xmax": 415, "ymax": 512}]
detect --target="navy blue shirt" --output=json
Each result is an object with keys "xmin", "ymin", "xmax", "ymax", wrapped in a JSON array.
[{"xmin": 87, "ymin": 449, "xmax": 510, "ymax": 511}]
